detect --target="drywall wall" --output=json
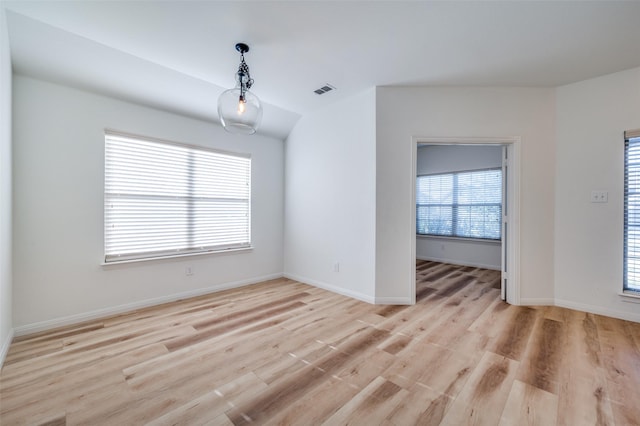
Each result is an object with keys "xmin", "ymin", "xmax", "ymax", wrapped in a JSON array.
[
  {"xmin": 555, "ymin": 66, "xmax": 640, "ymax": 321},
  {"xmin": 416, "ymin": 145, "xmax": 502, "ymax": 269},
  {"xmin": 284, "ymin": 89, "xmax": 376, "ymax": 301},
  {"xmin": 417, "ymin": 145, "xmax": 502, "ymax": 175},
  {"xmin": 0, "ymin": 6, "xmax": 14, "ymax": 363},
  {"xmin": 376, "ymin": 86, "xmax": 556, "ymax": 304},
  {"xmin": 12, "ymin": 76, "xmax": 284, "ymax": 331}
]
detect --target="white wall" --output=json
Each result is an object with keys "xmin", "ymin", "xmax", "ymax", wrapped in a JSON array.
[
  {"xmin": 284, "ymin": 89, "xmax": 376, "ymax": 302},
  {"xmin": 12, "ymin": 76, "xmax": 284, "ymax": 331},
  {"xmin": 0, "ymin": 6, "xmax": 14, "ymax": 363},
  {"xmin": 416, "ymin": 145, "xmax": 502, "ymax": 269},
  {"xmin": 376, "ymin": 86, "xmax": 556, "ymax": 303},
  {"xmin": 555, "ymin": 67, "xmax": 640, "ymax": 321},
  {"xmin": 417, "ymin": 145, "xmax": 502, "ymax": 175}
]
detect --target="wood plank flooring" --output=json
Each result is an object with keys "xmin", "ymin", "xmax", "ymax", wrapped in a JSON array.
[{"xmin": 2, "ymin": 260, "xmax": 640, "ymax": 425}]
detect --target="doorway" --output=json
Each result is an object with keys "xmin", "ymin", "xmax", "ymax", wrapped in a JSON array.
[{"xmin": 410, "ymin": 137, "xmax": 520, "ymax": 305}]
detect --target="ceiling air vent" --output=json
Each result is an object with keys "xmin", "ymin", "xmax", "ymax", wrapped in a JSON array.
[{"xmin": 314, "ymin": 84, "xmax": 336, "ymax": 95}]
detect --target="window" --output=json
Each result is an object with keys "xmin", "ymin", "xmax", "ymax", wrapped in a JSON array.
[
  {"xmin": 416, "ymin": 168, "xmax": 502, "ymax": 240},
  {"xmin": 104, "ymin": 132, "xmax": 251, "ymax": 263},
  {"xmin": 624, "ymin": 130, "xmax": 640, "ymax": 292}
]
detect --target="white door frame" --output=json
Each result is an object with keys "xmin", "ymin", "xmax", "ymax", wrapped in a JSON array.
[{"xmin": 410, "ymin": 136, "xmax": 521, "ymax": 305}]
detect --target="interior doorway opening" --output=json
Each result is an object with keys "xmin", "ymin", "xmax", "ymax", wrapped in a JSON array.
[{"xmin": 410, "ymin": 137, "xmax": 520, "ymax": 305}]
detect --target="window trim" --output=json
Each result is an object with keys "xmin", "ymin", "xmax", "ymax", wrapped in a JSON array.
[
  {"xmin": 623, "ymin": 129, "xmax": 640, "ymax": 294},
  {"xmin": 416, "ymin": 167, "xmax": 503, "ymax": 241},
  {"xmin": 416, "ymin": 234, "xmax": 502, "ymax": 245},
  {"xmin": 104, "ymin": 130, "xmax": 252, "ymax": 264},
  {"xmin": 100, "ymin": 246, "xmax": 253, "ymax": 267}
]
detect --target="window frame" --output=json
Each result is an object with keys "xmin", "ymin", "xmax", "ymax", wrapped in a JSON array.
[
  {"xmin": 104, "ymin": 131, "xmax": 252, "ymax": 264},
  {"xmin": 416, "ymin": 167, "xmax": 502, "ymax": 242},
  {"xmin": 623, "ymin": 130, "xmax": 640, "ymax": 294}
]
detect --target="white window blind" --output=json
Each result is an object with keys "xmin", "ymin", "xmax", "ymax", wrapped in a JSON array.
[
  {"xmin": 104, "ymin": 132, "xmax": 251, "ymax": 263},
  {"xmin": 624, "ymin": 131, "xmax": 640, "ymax": 292},
  {"xmin": 416, "ymin": 168, "xmax": 502, "ymax": 240}
]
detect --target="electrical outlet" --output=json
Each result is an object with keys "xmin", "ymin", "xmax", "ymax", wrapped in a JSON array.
[
  {"xmin": 590, "ymin": 191, "xmax": 608, "ymax": 203},
  {"xmin": 185, "ymin": 266, "xmax": 194, "ymax": 276},
  {"xmin": 333, "ymin": 262, "xmax": 340, "ymax": 272}
]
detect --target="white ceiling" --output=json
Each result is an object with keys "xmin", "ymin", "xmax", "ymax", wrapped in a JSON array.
[{"xmin": 4, "ymin": 1, "xmax": 640, "ymax": 140}]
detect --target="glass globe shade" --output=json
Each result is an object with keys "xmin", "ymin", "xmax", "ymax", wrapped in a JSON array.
[{"xmin": 217, "ymin": 88, "xmax": 263, "ymax": 135}]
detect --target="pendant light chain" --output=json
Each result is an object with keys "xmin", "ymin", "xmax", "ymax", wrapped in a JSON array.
[{"xmin": 237, "ymin": 52, "xmax": 254, "ymax": 90}]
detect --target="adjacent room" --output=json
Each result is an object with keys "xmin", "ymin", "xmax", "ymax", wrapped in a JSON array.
[{"xmin": 1, "ymin": 1, "xmax": 640, "ymax": 424}]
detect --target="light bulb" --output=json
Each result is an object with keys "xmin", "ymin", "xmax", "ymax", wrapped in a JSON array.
[{"xmin": 238, "ymin": 98, "xmax": 246, "ymax": 114}]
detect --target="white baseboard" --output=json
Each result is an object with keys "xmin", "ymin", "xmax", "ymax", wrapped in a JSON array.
[
  {"xmin": 13, "ymin": 271, "xmax": 640, "ymax": 340},
  {"xmin": 519, "ymin": 298, "xmax": 555, "ymax": 306},
  {"xmin": 14, "ymin": 273, "xmax": 284, "ymax": 337},
  {"xmin": 416, "ymin": 256, "xmax": 500, "ymax": 271},
  {"xmin": 498, "ymin": 297, "xmax": 640, "ymax": 323},
  {"xmin": 375, "ymin": 296, "xmax": 413, "ymax": 305},
  {"xmin": 0, "ymin": 328, "xmax": 14, "ymax": 370},
  {"xmin": 555, "ymin": 298, "xmax": 640, "ymax": 323},
  {"xmin": 283, "ymin": 273, "xmax": 376, "ymax": 304}
]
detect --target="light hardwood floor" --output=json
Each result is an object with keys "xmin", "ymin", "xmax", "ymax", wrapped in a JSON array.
[{"xmin": 2, "ymin": 260, "xmax": 640, "ymax": 425}]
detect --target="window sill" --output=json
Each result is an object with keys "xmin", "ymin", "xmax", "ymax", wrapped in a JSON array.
[
  {"xmin": 101, "ymin": 246, "xmax": 254, "ymax": 267},
  {"xmin": 416, "ymin": 234, "xmax": 501, "ymax": 245},
  {"xmin": 619, "ymin": 291, "xmax": 640, "ymax": 303}
]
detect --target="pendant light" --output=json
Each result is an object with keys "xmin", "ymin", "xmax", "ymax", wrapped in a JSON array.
[{"xmin": 217, "ymin": 43, "xmax": 263, "ymax": 135}]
